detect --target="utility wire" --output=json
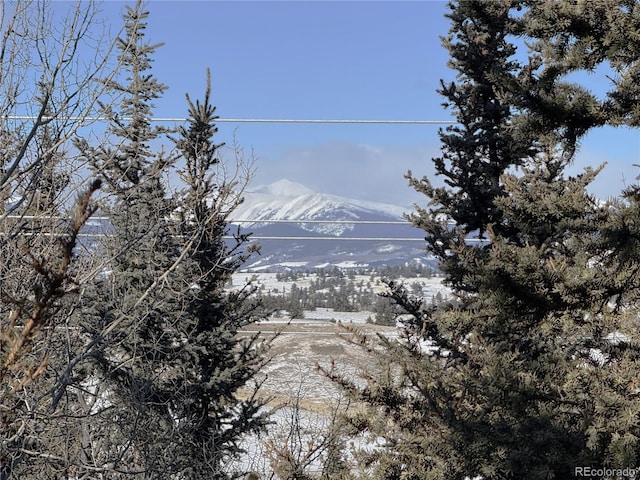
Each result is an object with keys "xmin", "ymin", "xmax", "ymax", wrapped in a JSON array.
[
  {"xmin": 2, "ymin": 115, "xmax": 457, "ymax": 125},
  {"xmin": 228, "ymin": 219, "xmax": 412, "ymax": 225},
  {"xmin": 6, "ymin": 216, "xmax": 416, "ymax": 225},
  {"xmin": 236, "ymin": 236, "xmax": 424, "ymax": 242},
  {"xmin": 205, "ymin": 118, "xmax": 456, "ymax": 125},
  {"xmin": 2, "ymin": 217, "xmax": 457, "ymax": 243},
  {"xmin": 2, "ymin": 112, "xmax": 450, "ymax": 239},
  {"xmin": 1, "ymin": 117, "xmax": 458, "ymax": 243}
]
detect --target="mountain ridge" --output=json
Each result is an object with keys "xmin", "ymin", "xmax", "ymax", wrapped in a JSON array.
[
  {"xmin": 235, "ymin": 180, "xmax": 409, "ymax": 236},
  {"xmin": 234, "ymin": 180, "xmax": 432, "ymax": 272}
]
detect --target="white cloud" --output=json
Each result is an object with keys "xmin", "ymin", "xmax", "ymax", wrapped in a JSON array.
[
  {"xmin": 249, "ymin": 130, "xmax": 637, "ymax": 210},
  {"xmin": 251, "ymin": 142, "xmax": 441, "ymax": 208}
]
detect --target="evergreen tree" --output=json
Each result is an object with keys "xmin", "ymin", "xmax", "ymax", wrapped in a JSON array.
[
  {"xmin": 70, "ymin": 1, "xmax": 186, "ymax": 475},
  {"xmin": 327, "ymin": 2, "xmax": 640, "ymax": 478},
  {"xmin": 169, "ymin": 69, "xmax": 269, "ymax": 478},
  {"xmin": 69, "ymin": 5, "xmax": 268, "ymax": 476},
  {"xmin": 373, "ymin": 295, "xmax": 395, "ymax": 326},
  {"xmin": 3, "ymin": 1, "xmax": 181, "ymax": 474},
  {"xmin": 1, "ymin": 1, "xmax": 269, "ymax": 478},
  {"xmin": 522, "ymin": 0, "xmax": 640, "ymax": 128}
]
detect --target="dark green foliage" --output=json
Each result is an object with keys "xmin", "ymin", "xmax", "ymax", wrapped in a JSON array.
[
  {"xmin": 168, "ymin": 69, "xmax": 270, "ymax": 478},
  {"xmin": 67, "ymin": 3, "xmax": 268, "ymax": 478},
  {"xmin": 373, "ymin": 295, "xmax": 396, "ymax": 326},
  {"xmin": 521, "ymin": 0, "xmax": 640, "ymax": 127},
  {"xmin": 331, "ymin": 1, "xmax": 640, "ymax": 478},
  {"xmin": 70, "ymin": 3, "xmax": 185, "ymax": 476}
]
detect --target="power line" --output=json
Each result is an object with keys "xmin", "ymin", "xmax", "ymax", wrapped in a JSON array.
[
  {"xmin": 0, "ymin": 116, "xmax": 463, "ymax": 246},
  {"xmin": 240, "ymin": 236, "xmax": 485, "ymax": 244},
  {"xmin": 3, "ymin": 216, "xmax": 448, "ymax": 226},
  {"xmin": 2, "ymin": 115, "xmax": 457, "ymax": 125},
  {"xmin": 1, "ymin": 233, "xmax": 488, "ymax": 244},
  {"xmin": 2, "ymin": 217, "xmax": 458, "ymax": 243},
  {"xmin": 207, "ymin": 118, "xmax": 456, "ymax": 125},
  {"xmin": 239, "ymin": 236, "xmax": 424, "ymax": 242},
  {"xmin": 229, "ymin": 219, "xmax": 412, "ymax": 225}
]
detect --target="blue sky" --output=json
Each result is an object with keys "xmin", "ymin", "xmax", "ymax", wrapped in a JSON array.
[{"xmin": 94, "ymin": 1, "xmax": 638, "ymax": 207}]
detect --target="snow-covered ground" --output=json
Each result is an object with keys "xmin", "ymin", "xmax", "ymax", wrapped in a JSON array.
[
  {"xmin": 233, "ymin": 320, "xmax": 397, "ymax": 479},
  {"xmin": 300, "ymin": 307, "xmax": 373, "ymax": 323},
  {"xmin": 232, "ymin": 271, "xmax": 449, "ymax": 296},
  {"xmin": 227, "ymin": 270, "xmax": 451, "ymax": 478}
]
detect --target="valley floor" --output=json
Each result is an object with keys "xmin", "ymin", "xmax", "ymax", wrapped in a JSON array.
[{"xmin": 232, "ymin": 271, "xmax": 450, "ymax": 478}]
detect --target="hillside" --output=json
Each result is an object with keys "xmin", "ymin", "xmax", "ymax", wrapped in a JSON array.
[{"xmin": 233, "ymin": 179, "xmax": 433, "ymax": 271}]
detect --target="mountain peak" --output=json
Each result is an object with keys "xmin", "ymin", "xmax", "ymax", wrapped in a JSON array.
[
  {"xmin": 236, "ymin": 179, "xmax": 408, "ymax": 233},
  {"xmin": 254, "ymin": 179, "xmax": 315, "ymax": 197}
]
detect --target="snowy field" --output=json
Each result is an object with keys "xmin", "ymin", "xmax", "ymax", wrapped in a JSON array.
[
  {"xmin": 232, "ymin": 271, "xmax": 450, "ymax": 306},
  {"xmin": 229, "ymin": 270, "xmax": 450, "ymax": 477},
  {"xmin": 232, "ymin": 270, "xmax": 450, "ymax": 407},
  {"xmin": 234, "ymin": 320, "xmax": 395, "ymax": 478}
]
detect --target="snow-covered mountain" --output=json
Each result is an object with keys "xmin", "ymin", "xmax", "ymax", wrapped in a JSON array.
[
  {"xmin": 232, "ymin": 180, "xmax": 432, "ymax": 272},
  {"xmin": 233, "ymin": 179, "xmax": 408, "ymax": 236},
  {"xmin": 56, "ymin": 178, "xmax": 431, "ymax": 272}
]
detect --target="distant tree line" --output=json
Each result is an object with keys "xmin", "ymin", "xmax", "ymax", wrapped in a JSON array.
[
  {"xmin": 273, "ymin": 262, "xmax": 435, "ymax": 283},
  {"xmin": 260, "ymin": 266, "xmax": 441, "ymax": 321}
]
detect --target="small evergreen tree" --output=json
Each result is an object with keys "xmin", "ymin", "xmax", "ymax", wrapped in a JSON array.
[
  {"xmin": 373, "ymin": 295, "xmax": 395, "ymax": 326},
  {"xmin": 70, "ymin": 3, "xmax": 270, "ymax": 476},
  {"xmin": 169, "ymin": 69, "xmax": 269, "ymax": 478},
  {"xmin": 68, "ymin": 1, "xmax": 188, "ymax": 475}
]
